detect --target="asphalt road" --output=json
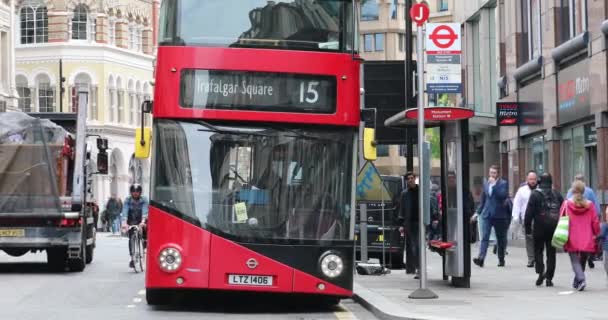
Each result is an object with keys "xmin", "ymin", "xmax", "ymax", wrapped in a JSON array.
[{"xmin": 0, "ymin": 233, "xmax": 377, "ymax": 320}]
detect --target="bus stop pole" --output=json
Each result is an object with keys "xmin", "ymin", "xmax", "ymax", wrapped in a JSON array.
[
  {"xmin": 409, "ymin": 22, "xmax": 437, "ymax": 300},
  {"xmin": 360, "ymin": 203, "xmax": 368, "ymax": 263}
]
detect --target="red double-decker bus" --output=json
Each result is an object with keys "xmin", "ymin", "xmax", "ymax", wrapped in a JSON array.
[{"xmin": 141, "ymin": 0, "xmax": 370, "ymax": 305}]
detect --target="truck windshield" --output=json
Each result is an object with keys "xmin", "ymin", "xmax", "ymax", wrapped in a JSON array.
[
  {"xmin": 152, "ymin": 120, "xmax": 354, "ymax": 241},
  {"xmin": 159, "ymin": 0, "xmax": 355, "ymax": 52}
]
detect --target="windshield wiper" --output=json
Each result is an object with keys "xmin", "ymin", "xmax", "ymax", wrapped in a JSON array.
[
  {"xmin": 270, "ymin": 125, "xmax": 327, "ymax": 141},
  {"xmin": 196, "ymin": 120, "xmax": 270, "ymax": 136}
]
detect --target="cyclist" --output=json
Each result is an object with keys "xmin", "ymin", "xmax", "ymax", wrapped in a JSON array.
[{"xmin": 121, "ymin": 184, "xmax": 149, "ymax": 268}]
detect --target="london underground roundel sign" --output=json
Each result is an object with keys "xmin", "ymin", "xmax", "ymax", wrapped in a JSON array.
[{"xmin": 410, "ymin": 3, "xmax": 430, "ymax": 26}]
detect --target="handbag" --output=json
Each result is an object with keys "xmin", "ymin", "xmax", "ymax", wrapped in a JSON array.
[{"xmin": 551, "ymin": 205, "xmax": 569, "ymax": 249}]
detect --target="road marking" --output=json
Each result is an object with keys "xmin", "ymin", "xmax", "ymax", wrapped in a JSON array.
[
  {"xmin": 133, "ymin": 298, "xmax": 143, "ymax": 303},
  {"xmin": 126, "ymin": 305, "xmax": 136, "ymax": 308},
  {"xmin": 334, "ymin": 304, "xmax": 358, "ymax": 320},
  {"xmin": 558, "ymin": 291, "xmax": 574, "ymax": 295},
  {"xmin": 138, "ymin": 290, "xmax": 146, "ymax": 296}
]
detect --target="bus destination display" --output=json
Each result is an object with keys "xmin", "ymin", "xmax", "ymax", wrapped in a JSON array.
[{"xmin": 180, "ymin": 69, "xmax": 336, "ymax": 113}]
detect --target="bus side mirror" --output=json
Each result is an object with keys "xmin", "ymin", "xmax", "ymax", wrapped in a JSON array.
[
  {"xmin": 142, "ymin": 100, "xmax": 153, "ymax": 113},
  {"xmin": 97, "ymin": 151, "xmax": 108, "ymax": 174},
  {"xmin": 363, "ymin": 128, "xmax": 377, "ymax": 161},
  {"xmin": 135, "ymin": 127, "xmax": 152, "ymax": 159}
]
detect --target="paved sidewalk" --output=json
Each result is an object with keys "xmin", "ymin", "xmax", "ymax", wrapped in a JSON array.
[{"xmin": 354, "ymin": 246, "xmax": 607, "ymax": 320}]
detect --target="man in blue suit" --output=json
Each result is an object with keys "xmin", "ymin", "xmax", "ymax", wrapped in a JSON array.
[{"xmin": 473, "ymin": 165, "xmax": 510, "ymax": 267}]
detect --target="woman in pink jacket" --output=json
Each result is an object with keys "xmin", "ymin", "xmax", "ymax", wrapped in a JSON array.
[{"xmin": 563, "ymin": 180, "xmax": 600, "ymax": 291}]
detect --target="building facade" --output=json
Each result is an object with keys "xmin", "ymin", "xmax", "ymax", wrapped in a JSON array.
[
  {"xmin": 454, "ymin": 1, "xmax": 501, "ymax": 202},
  {"xmin": 358, "ymin": 0, "xmax": 455, "ymax": 178},
  {"xmin": 13, "ymin": 0, "xmax": 159, "ymax": 208},
  {"xmin": 0, "ymin": 0, "xmax": 18, "ymax": 111},
  {"xmin": 492, "ymin": 0, "xmax": 607, "ymax": 204}
]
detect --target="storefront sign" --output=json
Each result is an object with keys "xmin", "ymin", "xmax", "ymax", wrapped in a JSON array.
[
  {"xmin": 558, "ymin": 60, "xmax": 590, "ymax": 125},
  {"xmin": 518, "ymin": 80, "xmax": 544, "ymax": 135},
  {"xmin": 496, "ymin": 102, "xmax": 519, "ymax": 126},
  {"xmin": 584, "ymin": 123, "xmax": 597, "ymax": 145}
]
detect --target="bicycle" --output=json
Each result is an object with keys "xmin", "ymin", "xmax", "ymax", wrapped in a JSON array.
[{"xmin": 128, "ymin": 225, "xmax": 145, "ymax": 273}]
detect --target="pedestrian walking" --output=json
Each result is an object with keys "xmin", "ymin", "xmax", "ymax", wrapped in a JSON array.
[
  {"xmin": 472, "ymin": 165, "xmax": 510, "ymax": 267},
  {"xmin": 563, "ymin": 180, "xmax": 600, "ymax": 291},
  {"xmin": 524, "ymin": 173, "xmax": 563, "ymax": 287},
  {"xmin": 398, "ymin": 172, "xmax": 420, "ymax": 277},
  {"xmin": 105, "ymin": 194, "xmax": 123, "ymax": 235},
  {"xmin": 566, "ymin": 174, "xmax": 601, "ymax": 268},
  {"xmin": 599, "ymin": 207, "xmax": 608, "ymax": 279},
  {"xmin": 512, "ymin": 170, "xmax": 539, "ymax": 268}
]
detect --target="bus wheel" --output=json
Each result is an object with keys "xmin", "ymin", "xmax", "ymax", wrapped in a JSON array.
[
  {"xmin": 47, "ymin": 248, "xmax": 67, "ymax": 271},
  {"xmin": 4, "ymin": 248, "xmax": 29, "ymax": 257},
  {"xmin": 390, "ymin": 252, "xmax": 405, "ymax": 269},
  {"xmin": 321, "ymin": 297, "xmax": 341, "ymax": 308},
  {"xmin": 146, "ymin": 289, "xmax": 169, "ymax": 306}
]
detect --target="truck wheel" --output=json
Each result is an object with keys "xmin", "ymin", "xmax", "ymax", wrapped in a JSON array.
[
  {"xmin": 68, "ymin": 243, "xmax": 86, "ymax": 272},
  {"xmin": 85, "ymin": 245, "xmax": 94, "ymax": 264},
  {"xmin": 47, "ymin": 249, "xmax": 67, "ymax": 271}
]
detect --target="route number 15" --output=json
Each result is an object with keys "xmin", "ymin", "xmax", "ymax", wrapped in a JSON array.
[{"xmin": 299, "ymin": 81, "xmax": 319, "ymax": 104}]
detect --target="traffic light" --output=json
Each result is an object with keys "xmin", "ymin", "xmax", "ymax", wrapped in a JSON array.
[
  {"xmin": 97, "ymin": 151, "xmax": 108, "ymax": 175},
  {"xmin": 96, "ymin": 138, "xmax": 109, "ymax": 175}
]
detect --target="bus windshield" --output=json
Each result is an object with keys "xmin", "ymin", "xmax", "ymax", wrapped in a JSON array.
[
  {"xmin": 152, "ymin": 120, "xmax": 354, "ymax": 241},
  {"xmin": 159, "ymin": 0, "xmax": 355, "ymax": 52}
]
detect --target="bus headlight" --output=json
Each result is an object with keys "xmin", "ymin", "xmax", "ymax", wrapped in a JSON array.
[
  {"xmin": 320, "ymin": 252, "xmax": 344, "ymax": 278},
  {"xmin": 159, "ymin": 247, "xmax": 182, "ymax": 273}
]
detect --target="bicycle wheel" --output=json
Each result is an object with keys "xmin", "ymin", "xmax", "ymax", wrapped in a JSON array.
[
  {"xmin": 136, "ymin": 232, "xmax": 145, "ymax": 272},
  {"xmin": 130, "ymin": 233, "xmax": 139, "ymax": 273}
]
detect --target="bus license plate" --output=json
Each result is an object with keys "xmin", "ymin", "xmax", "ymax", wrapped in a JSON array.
[
  {"xmin": 0, "ymin": 229, "xmax": 25, "ymax": 237},
  {"xmin": 228, "ymin": 274, "xmax": 273, "ymax": 286}
]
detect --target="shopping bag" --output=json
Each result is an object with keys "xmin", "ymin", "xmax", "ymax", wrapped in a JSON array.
[{"xmin": 551, "ymin": 215, "xmax": 569, "ymax": 249}]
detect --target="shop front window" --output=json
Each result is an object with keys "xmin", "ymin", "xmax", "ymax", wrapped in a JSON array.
[
  {"xmin": 526, "ymin": 134, "xmax": 547, "ymax": 174},
  {"xmin": 561, "ymin": 126, "xmax": 586, "ymax": 193}
]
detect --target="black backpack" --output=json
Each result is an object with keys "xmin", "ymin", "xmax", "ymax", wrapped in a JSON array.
[{"xmin": 536, "ymin": 189, "xmax": 562, "ymax": 224}]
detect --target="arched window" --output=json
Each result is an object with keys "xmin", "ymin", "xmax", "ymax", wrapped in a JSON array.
[
  {"xmin": 128, "ymin": 23, "xmax": 135, "ymax": 50},
  {"xmin": 72, "ymin": 4, "xmax": 88, "ymax": 40},
  {"xmin": 107, "ymin": 75, "xmax": 116, "ymax": 122},
  {"xmin": 116, "ymin": 77, "xmax": 123, "ymax": 123},
  {"xmin": 20, "ymin": 5, "xmax": 48, "ymax": 44},
  {"xmin": 143, "ymin": 82, "xmax": 151, "ymax": 126},
  {"xmin": 128, "ymin": 79, "xmax": 135, "ymax": 125},
  {"xmin": 108, "ymin": 18, "xmax": 116, "ymax": 45},
  {"xmin": 135, "ymin": 81, "xmax": 142, "ymax": 126},
  {"xmin": 73, "ymin": 73, "xmax": 92, "ymax": 117},
  {"xmin": 16, "ymin": 75, "xmax": 31, "ymax": 112},
  {"xmin": 36, "ymin": 74, "xmax": 54, "ymax": 112}
]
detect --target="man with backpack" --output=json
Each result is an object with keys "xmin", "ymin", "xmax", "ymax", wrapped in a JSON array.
[
  {"xmin": 524, "ymin": 173, "xmax": 564, "ymax": 287},
  {"xmin": 105, "ymin": 194, "xmax": 122, "ymax": 235}
]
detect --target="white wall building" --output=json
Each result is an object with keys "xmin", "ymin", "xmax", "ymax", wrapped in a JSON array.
[
  {"xmin": 13, "ymin": 0, "xmax": 160, "ymax": 209},
  {"xmin": 0, "ymin": 0, "xmax": 18, "ymax": 111}
]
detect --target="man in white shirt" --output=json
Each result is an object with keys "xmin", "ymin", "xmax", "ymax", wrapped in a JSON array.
[{"xmin": 511, "ymin": 170, "xmax": 539, "ymax": 268}]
